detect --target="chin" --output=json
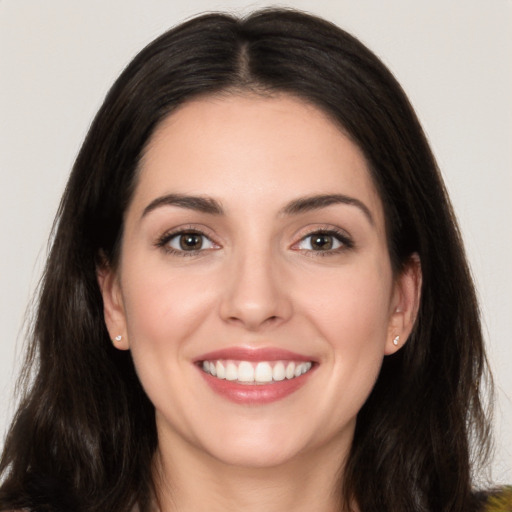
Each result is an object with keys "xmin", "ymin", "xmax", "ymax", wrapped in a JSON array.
[
  {"xmin": 209, "ymin": 440, "xmax": 306, "ymax": 469},
  {"xmin": 195, "ymin": 421, "xmax": 319, "ymax": 469}
]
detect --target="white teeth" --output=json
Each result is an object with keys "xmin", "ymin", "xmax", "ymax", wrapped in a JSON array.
[
  {"xmin": 238, "ymin": 361, "xmax": 254, "ymax": 382},
  {"xmin": 272, "ymin": 362, "xmax": 285, "ymax": 381},
  {"xmin": 226, "ymin": 362, "xmax": 238, "ymax": 381},
  {"xmin": 201, "ymin": 359, "xmax": 313, "ymax": 383},
  {"xmin": 255, "ymin": 362, "xmax": 273, "ymax": 383},
  {"xmin": 216, "ymin": 360, "xmax": 225, "ymax": 379}
]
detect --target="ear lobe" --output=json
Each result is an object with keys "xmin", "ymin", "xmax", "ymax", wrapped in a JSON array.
[
  {"xmin": 385, "ymin": 253, "xmax": 422, "ymax": 355},
  {"xmin": 97, "ymin": 262, "xmax": 130, "ymax": 350}
]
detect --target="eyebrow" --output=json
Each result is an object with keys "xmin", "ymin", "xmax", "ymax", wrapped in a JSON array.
[
  {"xmin": 141, "ymin": 192, "xmax": 373, "ymax": 224},
  {"xmin": 280, "ymin": 194, "xmax": 374, "ymax": 225},
  {"xmin": 142, "ymin": 194, "xmax": 224, "ymax": 218}
]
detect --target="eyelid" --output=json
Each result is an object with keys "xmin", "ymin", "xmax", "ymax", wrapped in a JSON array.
[
  {"xmin": 154, "ymin": 225, "xmax": 221, "ymax": 255},
  {"xmin": 290, "ymin": 225, "xmax": 354, "ymax": 253}
]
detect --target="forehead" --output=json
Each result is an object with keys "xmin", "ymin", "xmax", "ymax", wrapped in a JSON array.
[{"xmin": 132, "ymin": 93, "xmax": 384, "ymax": 227}]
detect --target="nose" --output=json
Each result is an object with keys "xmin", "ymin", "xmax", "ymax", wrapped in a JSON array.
[{"xmin": 219, "ymin": 246, "xmax": 293, "ymax": 331}]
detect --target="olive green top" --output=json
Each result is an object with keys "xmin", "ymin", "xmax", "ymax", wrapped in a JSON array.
[{"xmin": 483, "ymin": 486, "xmax": 512, "ymax": 511}]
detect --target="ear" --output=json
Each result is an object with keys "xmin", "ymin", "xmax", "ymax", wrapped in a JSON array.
[
  {"xmin": 385, "ymin": 253, "xmax": 422, "ymax": 355},
  {"xmin": 97, "ymin": 259, "xmax": 130, "ymax": 350}
]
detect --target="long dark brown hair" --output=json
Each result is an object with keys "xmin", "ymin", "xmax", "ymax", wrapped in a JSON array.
[{"xmin": 0, "ymin": 9, "xmax": 492, "ymax": 512}]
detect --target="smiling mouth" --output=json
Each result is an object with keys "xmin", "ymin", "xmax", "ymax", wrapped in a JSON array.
[{"xmin": 200, "ymin": 359, "xmax": 314, "ymax": 384}]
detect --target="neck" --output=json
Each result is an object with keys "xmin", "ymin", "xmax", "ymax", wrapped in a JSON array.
[{"xmin": 152, "ymin": 429, "xmax": 354, "ymax": 512}]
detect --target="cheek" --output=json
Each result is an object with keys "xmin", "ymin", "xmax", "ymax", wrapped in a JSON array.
[
  {"xmin": 300, "ymin": 261, "xmax": 393, "ymax": 344},
  {"xmin": 118, "ymin": 259, "xmax": 219, "ymax": 416},
  {"xmin": 297, "ymin": 260, "xmax": 392, "ymax": 399},
  {"xmin": 298, "ymin": 272, "xmax": 391, "ymax": 433},
  {"xmin": 120, "ymin": 258, "xmax": 218, "ymax": 352}
]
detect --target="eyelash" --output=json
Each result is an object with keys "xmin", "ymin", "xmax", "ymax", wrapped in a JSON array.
[
  {"xmin": 154, "ymin": 227, "xmax": 218, "ymax": 257},
  {"xmin": 293, "ymin": 228, "xmax": 354, "ymax": 256},
  {"xmin": 154, "ymin": 227, "xmax": 354, "ymax": 257}
]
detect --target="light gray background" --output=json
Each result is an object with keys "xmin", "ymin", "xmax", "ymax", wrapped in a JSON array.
[{"xmin": 1, "ymin": 0, "xmax": 510, "ymax": 484}]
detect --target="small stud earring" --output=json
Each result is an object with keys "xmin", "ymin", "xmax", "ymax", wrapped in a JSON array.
[
  {"xmin": 393, "ymin": 335, "xmax": 400, "ymax": 346},
  {"xmin": 114, "ymin": 335, "xmax": 122, "ymax": 342}
]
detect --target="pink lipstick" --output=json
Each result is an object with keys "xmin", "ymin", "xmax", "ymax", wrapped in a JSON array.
[{"xmin": 195, "ymin": 347, "xmax": 316, "ymax": 404}]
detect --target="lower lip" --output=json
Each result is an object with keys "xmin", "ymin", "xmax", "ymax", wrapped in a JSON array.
[{"xmin": 198, "ymin": 366, "xmax": 315, "ymax": 404}]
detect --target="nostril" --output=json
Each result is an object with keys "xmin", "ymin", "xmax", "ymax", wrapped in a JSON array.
[
  {"xmin": 220, "ymin": 281, "xmax": 293, "ymax": 329},
  {"xmin": 226, "ymin": 313, "xmax": 281, "ymax": 329}
]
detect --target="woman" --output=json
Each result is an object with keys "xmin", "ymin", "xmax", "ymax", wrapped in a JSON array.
[{"xmin": 0, "ymin": 8, "xmax": 508, "ymax": 512}]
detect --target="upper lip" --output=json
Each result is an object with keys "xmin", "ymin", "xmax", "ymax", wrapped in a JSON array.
[{"xmin": 195, "ymin": 346, "xmax": 316, "ymax": 363}]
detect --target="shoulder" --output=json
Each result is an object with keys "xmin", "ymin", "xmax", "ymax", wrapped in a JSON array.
[{"xmin": 478, "ymin": 486, "xmax": 512, "ymax": 512}]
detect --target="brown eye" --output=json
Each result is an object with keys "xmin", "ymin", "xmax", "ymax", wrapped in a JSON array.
[
  {"xmin": 179, "ymin": 233, "xmax": 203, "ymax": 251},
  {"xmin": 295, "ymin": 230, "xmax": 352, "ymax": 253},
  {"xmin": 163, "ymin": 231, "xmax": 216, "ymax": 253},
  {"xmin": 310, "ymin": 234, "xmax": 334, "ymax": 250}
]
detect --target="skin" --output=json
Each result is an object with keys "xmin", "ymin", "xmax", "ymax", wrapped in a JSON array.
[{"xmin": 98, "ymin": 94, "xmax": 421, "ymax": 512}]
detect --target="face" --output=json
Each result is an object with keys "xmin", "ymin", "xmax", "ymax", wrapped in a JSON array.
[{"xmin": 99, "ymin": 94, "xmax": 420, "ymax": 471}]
